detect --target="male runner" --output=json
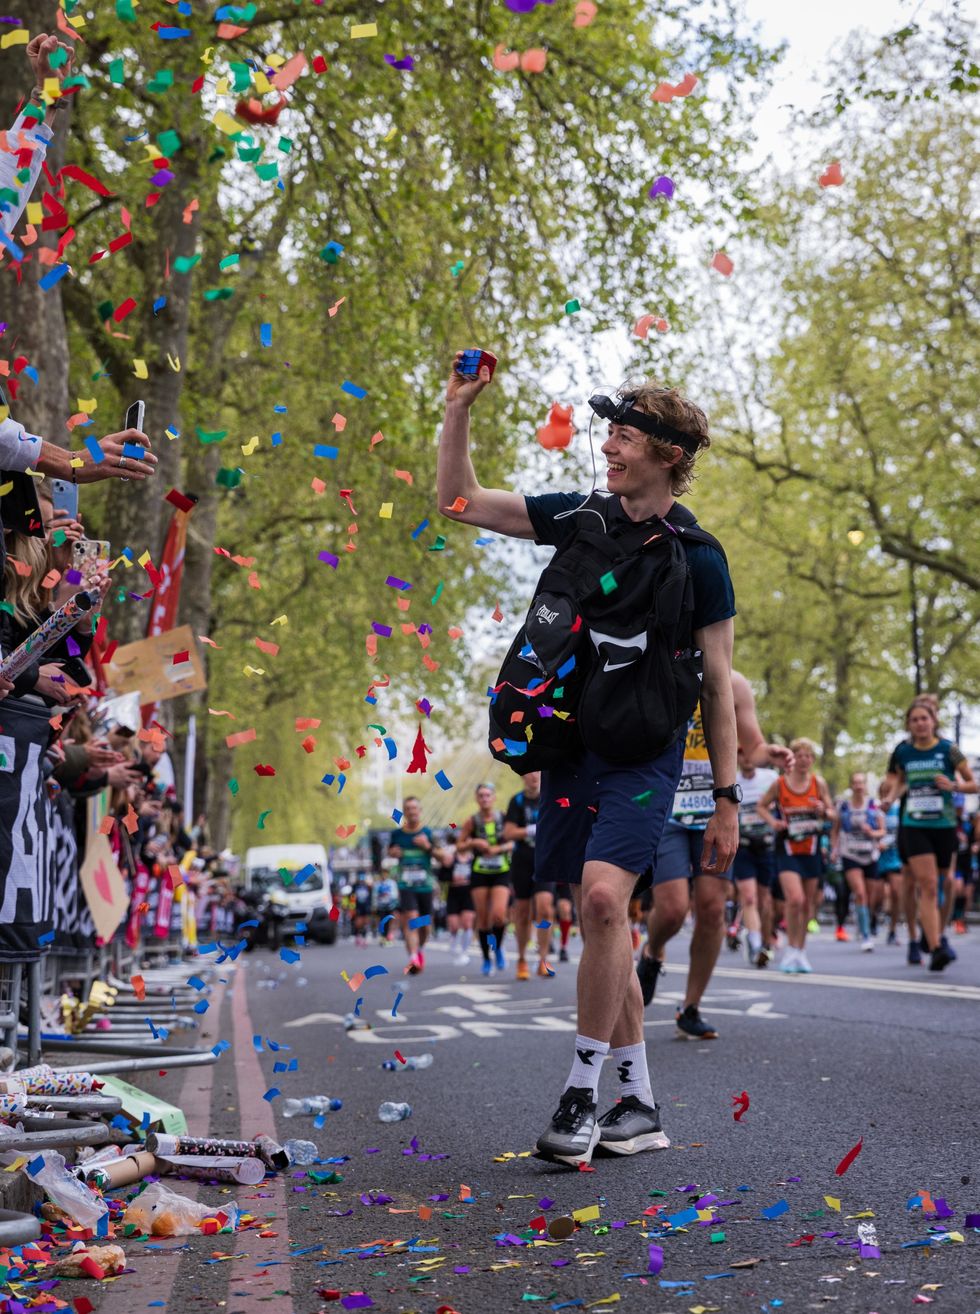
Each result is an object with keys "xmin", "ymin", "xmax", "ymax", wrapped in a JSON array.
[
  {"xmin": 734, "ymin": 751, "xmax": 779, "ymax": 966},
  {"xmin": 636, "ymin": 673, "xmax": 792, "ymax": 1037},
  {"xmin": 438, "ymin": 351, "xmax": 738, "ymax": 1165},
  {"xmin": 505, "ymin": 772, "xmax": 555, "ymax": 979},
  {"xmin": 388, "ymin": 797, "xmax": 443, "ymax": 975}
]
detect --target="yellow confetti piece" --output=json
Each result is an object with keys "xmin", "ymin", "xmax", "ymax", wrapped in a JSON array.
[
  {"xmin": 0, "ymin": 28, "xmax": 29, "ymax": 48},
  {"xmin": 253, "ymin": 69, "xmax": 273, "ymax": 95},
  {"xmin": 4, "ymin": 1155, "xmax": 28, "ymax": 1172},
  {"xmin": 70, "ymin": 457, "xmax": 84, "ymax": 469},
  {"xmin": 201, "ymin": 46, "xmax": 214, "ymax": 65},
  {"xmin": 241, "ymin": 435, "xmax": 259, "ymax": 456},
  {"xmin": 167, "ymin": 353, "xmax": 181, "ymax": 373},
  {"xmin": 27, "ymin": 202, "xmax": 43, "ymax": 225},
  {"xmin": 942, "ymin": 1232, "xmax": 963, "ymax": 1243},
  {"xmin": 23, "ymin": 467, "xmax": 44, "ymax": 479},
  {"xmin": 270, "ymin": 615, "xmax": 288, "ymax": 626},
  {"xmin": 379, "ymin": 502, "xmax": 393, "ymax": 519},
  {"xmin": 824, "ymin": 1196, "xmax": 841, "ymax": 1212},
  {"xmin": 243, "ymin": 665, "xmax": 266, "ymax": 677},
  {"xmin": 572, "ymin": 1205, "xmax": 601, "ymax": 1223},
  {"xmin": 0, "ymin": 481, "xmax": 12, "ymax": 497},
  {"xmin": 846, "ymin": 1211, "xmax": 875, "ymax": 1219},
  {"xmin": 212, "ymin": 109, "xmax": 242, "ymax": 136},
  {"xmin": 133, "ymin": 358, "xmax": 148, "ymax": 379},
  {"xmin": 137, "ymin": 550, "xmax": 152, "ymax": 566},
  {"xmin": 77, "ymin": 397, "xmax": 98, "ymax": 413},
  {"xmin": 351, "ymin": 21, "xmax": 378, "ymax": 38},
  {"xmin": 0, "ymin": 407, "xmax": 7, "ymax": 423},
  {"xmin": 587, "ymin": 1299, "xmax": 620, "ymax": 1309}
]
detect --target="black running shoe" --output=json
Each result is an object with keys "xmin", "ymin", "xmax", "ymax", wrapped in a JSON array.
[
  {"xmin": 675, "ymin": 1004, "xmax": 718, "ymax": 1040},
  {"xmin": 535, "ymin": 1086, "xmax": 599, "ymax": 1166},
  {"xmin": 940, "ymin": 934, "xmax": 958, "ymax": 963},
  {"xmin": 559, "ymin": 947, "xmax": 569, "ymax": 963},
  {"xmin": 928, "ymin": 944, "xmax": 953, "ymax": 972},
  {"xmin": 596, "ymin": 1096, "xmax": 670, "ymax": 1155},
  {"xmin": 636, "ymin": 952, "xmax": 663, "ymax": 1007}
]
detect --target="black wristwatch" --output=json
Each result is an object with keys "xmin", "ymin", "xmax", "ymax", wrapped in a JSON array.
[{"xmin": 712, "ymin": 784, "xmax": 742, "ymax": 805}]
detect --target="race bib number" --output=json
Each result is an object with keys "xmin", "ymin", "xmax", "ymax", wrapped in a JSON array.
[
  {"xmin": 673, "ymin": 783, "xmax": 714, "ymax": 826},
  {"xmin": 400, "ymin": 866, "xmax": 428, "ymax": 887},
  {"xmin": 908, "ymin": 791, "xmax": 944, "ymax": 818},
  {"xmin": 787, "ymin": 819, "xmax": 820, "ymax": 841}
]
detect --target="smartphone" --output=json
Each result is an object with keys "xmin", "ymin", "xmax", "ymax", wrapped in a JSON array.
[
  {"xmin": 120, "ymin": 400, "xmax": 145, "ymax": 483},
  {"xmin": 72, "ymin": 539, "xmax": 110, "ymax": 578},
  {"xmin": 50, "ymin": 478, "xmax": 79, "ymax": 522}
]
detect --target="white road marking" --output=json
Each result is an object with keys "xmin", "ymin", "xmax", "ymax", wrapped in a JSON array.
[{"xmin": 662, "ymin": 961, "xmax": 980, "ymax": 1002}]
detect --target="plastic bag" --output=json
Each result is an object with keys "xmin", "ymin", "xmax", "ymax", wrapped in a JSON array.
[
  {"xmin": 123, "ymin": 1181, "xmax": 238, "ymax": 1237},
  {"xmin": 24, "ymin": 1151, "xmax": 108, "ymax": 1230}
]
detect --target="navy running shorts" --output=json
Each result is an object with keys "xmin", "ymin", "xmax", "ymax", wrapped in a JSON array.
[
  {"xmin": 652, "ymin": 819, "xmax": 734, "ymax": 884},
  {"xmin": 732, "ymin": 844, "xmax": 777, "ymax": 887},
  {"xmin": 775, "ymin": 850, "xmax": 823, "ymax": 881},
  {"xmin": 535, "ymin": 742, "xmax": 683, "ymax": 884}
]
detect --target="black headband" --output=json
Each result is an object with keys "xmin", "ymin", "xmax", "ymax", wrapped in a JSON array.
[{"xmin": 587, "ymin": 391, "xmax": 702, "ymax": 455}]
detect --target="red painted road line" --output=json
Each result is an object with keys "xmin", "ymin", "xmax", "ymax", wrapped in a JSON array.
[
  {"xmin": 226, "ymin": 961, "xmax": 294, "ymax": 1310},
  {"xmin": 98, "ymin": 974, "xmax": 227, "ymax": 1313}
]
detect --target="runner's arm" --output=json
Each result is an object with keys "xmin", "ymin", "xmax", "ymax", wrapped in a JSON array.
[
  {"xmin": 696, "ymin": 618, "xmax": 738, "ymax": 873},
  {"xmin": 817, "ymin": 775, "xmax": 836, "ymax": 823},
  {"xmin": 437, "ymin": 354, "xmax": 536, "ymax": 539},
  {"xmin": 756, "ymin": 781, "xmax": 785, "ymax": 832},
  {"xmin": 731, "ymin": 670, "xmax": 794, "ymax": 770},
  {"xmin": 949, "ymin": 755, "xmax": 977, "ymax": 794}
]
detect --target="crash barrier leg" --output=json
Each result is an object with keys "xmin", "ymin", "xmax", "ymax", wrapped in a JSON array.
[
  {"xmin": 54, "ymin": 1049, "xmax": 218, "ymax": 1076},
  {"xmin": 0, "ymin": 1209, "xmax": 41, "ymax": 1247},
  {"xmin": 25, "ymin": 959, "xmax": 42, "ymax": 1067},
  {"xmin": 0, "ymin": 961, "xmax": 21, "ymax": 1055},
  {"xmin": 0, "ymin": 1124, "xmax": 112, "ymax": 1151}
]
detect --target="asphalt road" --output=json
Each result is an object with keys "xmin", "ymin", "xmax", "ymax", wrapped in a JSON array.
[{"xmin": 85, "ymin": 920, "xmax": 980, "ymax": 1314}]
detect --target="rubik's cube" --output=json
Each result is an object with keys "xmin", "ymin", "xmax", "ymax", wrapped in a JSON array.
[{"xmin": 457, "ymin": 349, "xmax": 498, "ymax": 380}]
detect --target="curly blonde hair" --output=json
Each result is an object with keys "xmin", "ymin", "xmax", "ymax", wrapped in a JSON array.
[{"xmin": 620, "ymin": 382, "xmax": 711, "ymax": 496}]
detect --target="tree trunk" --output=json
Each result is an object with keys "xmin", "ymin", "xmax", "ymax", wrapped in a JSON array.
[{"xmin": 0, "ymin": 0, "xmax": 70, "ymax": 445}]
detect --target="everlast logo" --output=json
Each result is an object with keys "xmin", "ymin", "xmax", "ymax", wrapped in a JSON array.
[{"xmin": 535, "ymin": 604, "xmax": 559, "ymax": 625}]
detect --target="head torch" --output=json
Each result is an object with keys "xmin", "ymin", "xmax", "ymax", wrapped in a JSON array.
[{"xmin": 587, "ymin": 390, "xmax": 701, "ymax": 455}]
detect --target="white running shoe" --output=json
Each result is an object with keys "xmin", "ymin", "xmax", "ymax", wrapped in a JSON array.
[
  {"xmin": 779, "ymin": 948, "xmax": 800, "ymax": 974},
  {"xmin": 454, "ymin": 952, "xmax": 471, "ymax": 966},
  {"xmin": 861, "ymin": 937, "xmax": 875, "ymax": 953},
  {"xmin": 796, "ymin": 950, "xmax": 814, "ymax": 973}
]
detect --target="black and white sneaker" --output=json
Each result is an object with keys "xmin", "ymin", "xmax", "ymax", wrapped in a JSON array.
[
  {"xmin": 636, "ymin": 952, "xmax": 663, "ymax": 1007},
  {"xmin": 535, "ymin": 1087, "xmax": 600, "ymax": 1166},
  {"xmin": 596, "ymin": 1096, "xmax": 670, "ymax": 1155},
  {"xmin": 675, "ymin": 1004, "xmax": 718, "ymax": 1040}
]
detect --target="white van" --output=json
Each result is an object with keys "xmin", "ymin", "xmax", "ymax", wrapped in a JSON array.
[{"xmin": 243, "ymin": 844, "xmax": 336, "ymax": 944}]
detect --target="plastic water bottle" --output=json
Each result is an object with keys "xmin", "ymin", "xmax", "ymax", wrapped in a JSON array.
[
  {"xmin": 282, "ymin": 1096, "xmax": 343, "ymax": 1118},
  {"xmin": 283, "ymin": 1138, "xmax": 319, "ymax": 1166},
  {"xmin": 380, "ymin": 1054, "xmax": 433, "ymax": 1071},
  {"xmin": 378, "ymin": 1102, "xmax": 413, "ymax": 1123}
]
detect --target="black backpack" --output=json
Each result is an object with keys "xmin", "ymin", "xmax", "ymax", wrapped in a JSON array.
[{"xmin": 488, "ymin": 492, "xmax": 726, "ymax": 773}]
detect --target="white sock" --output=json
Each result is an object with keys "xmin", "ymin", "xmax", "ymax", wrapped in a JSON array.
[
  {"xmin": 564, "ymin": 1034, "xmax": 609, "ymax": 1099},
  {"xmin": 747, "ymin": 929, "xmax": 762, "ymax": 955},
  {"xmin": 450, "ymin": 930, "xmax": 459, "ymax": 953},
  {"xmin": 609, "ymin": 1042, "xmax": 654, "ymax": 1106},
  {"xmin": 459, "ymin": 927, "xmax": 472, "ymax": 953}
]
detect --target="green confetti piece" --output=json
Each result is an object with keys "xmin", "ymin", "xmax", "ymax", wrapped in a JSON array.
[
  {"xmin": 216, "ymin": 467, "xmax": 243, "ymax": 488},
  {"xmin": 278, "ymin": 136, "xmax": 293, "ymax": 153},
  {"xmin": 279, "ymin": 866, "xmax": 294, "ymax": 887},
  {"xmin": 228, "ymin": 778, "xmax": 239, "ymax": 796},
  {"xmin": 632, "ymin": 790, "xmax": 653, "ymax": 808},
  {"xmin": 49, "ymin": 46, "xmax": 69, "ymax": 69},
  {"xmin": 428, "ymin": 534, "xmax": 447, "ymax": 552},
  {"xmin": 173, "ymin": 254, "xmax": 201, "ymax": 274},
  {"xmin": 255, "ymin": 162, "xmax": 280, "ymax": 181},
  {"xmin": 564, "ymin": 298, "xmax": 581, "ymax": 313},
  {"xmin": 52, "ymin": 529, "xmax": 67, "ymax": 546},
  {"xmin": 146, "ymin": 70, "xmax": 174, "ymax": 94},
  {"xmin": 599, "ymin": 570, "xmax": 617, "ymax": 594},
  {"xmin": 157, "ymin": 129, "xmax": 182, "ymax": 157},
  {"xmin": 97, "ymin": 299, "xmax": 114, "ymax": 323},
  {"xmin": 197, "ymin": 427, "xmax": 228, "ymax": 444},
  {"xmin": 257, "ymin": 810, "xmax": 272, "ymax": 829},
  {"xmin": 218, "ymin": 254, "xmax": 240, "ymax": 270},
  {"xmin": 229, "ymin": 61, "xmax": 252, "ymax": 93},
  {"xmin": 430, "ymin": 580, "xmax": 444, "ymax": 604},
  {"xmin": 109, "ymin": 57, "xmax": 125, "ymax": 84},
  {"xmin": 710, "ymin": 1231, "xmax": 726, "ymax": 1242},
  {"xmin": 116, "ymin": 0, "xmax": 136, "ymax": 21},
  {"xmin": 207, "ymin": 146, "xmax": 227, "ymax": 165},
  {"xmin": 238, "ymin": 145, "xmax": 263, "ymax": 163},
  {"xmin": 553, "ymin": 685, "xmax": 564, "ymax": 699},
  {"xmin": 203, "ymin": 287, "xmax": 235, "ymax": 301}
]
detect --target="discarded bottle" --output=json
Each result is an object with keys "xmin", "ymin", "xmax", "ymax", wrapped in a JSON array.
[
  {"xmin": 281, "ymin": 1096, "xmax": 343, "ymax": 1118},
  {"xmin": 343, "ymin": 1013, "xmax": 371, "ymax": 1031},
  {"xmin": 380, "ymin": 1054, "xmax": 433, "ymax": 1071},
  {"xmin": 282, "ymin": 1139, "xmax": 319, "ymax": 1166},
  {"xmin": 377, "ymin": 1102, "xmax": 413, "ymax": 1123}
]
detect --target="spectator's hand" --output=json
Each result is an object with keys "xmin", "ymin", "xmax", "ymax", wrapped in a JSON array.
[
  {"xmin": 76, "ymin": 430, "xmax": 157, "ymax": 484},
  {"xmin": 45, "ymin": 511, "xmax": 84, "ymax": 571},
  {"xmin": 446, "ymin": 351, "xmax": 492, "ymax": 409},
  {"xmin": 85, "ymin": 739, "xmax": 119, "ymax": 770},
  {"xmin": 767, "ymin": 744, "xmax": 795, "ymax": 771},
  {"xmin": 26, "ymin": 33, "xmax": 75, "ymax": 87},
  {"xmin": 0, "ymin": 675, "xmax": 12, "ymax": 701},
  {"xmin": 34, "ymin": 663, "xmax": 74, "ymax": 705}
]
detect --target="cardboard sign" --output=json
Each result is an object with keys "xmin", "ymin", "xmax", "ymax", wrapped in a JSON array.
[
  {"xmin": 79, "ymin": 832, "xmax": 128, "ymax": 943},
  {"xmin": 105, "ymin": 625, "xmax": 206, "ymax": 703}
]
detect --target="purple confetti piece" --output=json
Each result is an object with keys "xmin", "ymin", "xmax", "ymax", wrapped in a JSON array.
[
  {"xmin": 964, "ymin": 1213, "xmax": 980, "ymax": 1229},
  {"xmin": 318, "ymin": 550, "xmax": 339, "ymax": 568},
  {"xmin": 372, "ymin": 622, "xmax": 393, "ymax": 637},
  {"xmin": 933, "ymin": 1198, "xmax": 955, "ymax": 1219},
  {"xmin": 538, "ymin": 1196, "xmax": 555, "ymax": 1209},
  {"xmin": 648, "ymin": 1243, "xmax": 664, "ymax": 1274},
  {"xmin": 385, "ymin": 575, "xmax": 411, "ymax": 590},
  {"xmin": 384, "ymin": 54, "xmax": 415, "ymax": 70},
  {"xmin": 648, "ymin": 175, "xmax": 675, "ymax": 199},
  {"xmin": 417, "ymin": 698, "xmax": 432, "ymax": 717}
]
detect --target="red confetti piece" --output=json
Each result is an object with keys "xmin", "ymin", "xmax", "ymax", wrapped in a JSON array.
[
  {"xmin": 395, "ymin": 1050, "xmax": 407, "ymax": 1064},
  {"xmin": 834, "ymin": 1136, "xmax": 863, "ymax": 1177},
  {"xmin": 732, "ymin": 1090, "xmax": 750, "ymax": 1122}
]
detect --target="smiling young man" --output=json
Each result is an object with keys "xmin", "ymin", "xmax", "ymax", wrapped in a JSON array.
[{"xmin": 437, "ymin": 354, "xmax": 738, "ymax": 1164}]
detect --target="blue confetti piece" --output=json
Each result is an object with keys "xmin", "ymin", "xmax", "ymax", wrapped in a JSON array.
[
  {"xmin": 153, "ymin": 296, "xmax": 167, "ymax": 314},
  {"xmin": 664, "ymin": 1207, "xmax": 698, "ymax": 1228},
  {"xmin": 502, "ymin": 738, "xmax": 527, "ymax": 757},
  {"xmin": 39, "ymin": 263, "xmax": 70, "ymax": 291},
  {"xmin": 193, "ymin": 999, "xmax": 209, "ymax": 1014},
  {"xmin": 474, "ymin": 536, "xmax": 494, "ymax": 546},
  {"xmin": 313, "ymin": 444, "xmax": 338, "ymax": 459},
  {"xmin": 84, "ymin": 436, "xmax": 105, "ymax": 463},
  {"xmin": 38, "ymin": 930, "xmax": 55, "ymax": 945},
  {"xmin": 158, "ymin": 25, "xmax": 192, "ymax": 38},
  {"xmin": 391, "ymin": 808, "xmax": 403, "ymax": 823},
  {"xmin": 556, "ymin": 655, "xmax": 576, "ymax": 679},
  {"xmin": 353, "ymin": 996, "xmax": 364, "ymax": 1016},
  {"xmin": 280, "ymin": 947, "xmax": 301, "ymax": 964},
  {"xmin": 271, "ymin": 430, "xmax": 283, "ymax": 447},
  {"xmin": 378, "ymin": 915, "xmax": 394, "ymax": 933},
  {"xmin": 253, "ymin": 1035, "xmax": 264, "ymax": 1051},
  {"xmin": 263, "ymin": 1088, "xmax": 281, "ymax": 1102},
  {"xmin": 363, "ymin": 964, "xmax": 388, "ymax": 980},
  {"xmin": 534, "ymin": 920, "xmax": 551, "ymax": 929},
  {"xmin": 186, "ymin": 975, "xmax": 206, "ymax": 990},
  {"xmin": 408, "ymin": 914, "xmax": 430, "ymax": 929},
  {"xmin": 211, "ymin": 1040, "xmax": 230, "ymax": 1057},
  {"xmin": 294, "ymin": 863, "xmax": 316, "ymax": 885},
  {"xmin": 434, "ymin": 769, "xmax": 453, "ymax": 790},
  {"xmin": 266, "ymin": 1038, "xmax": 288, "ymax": 1052},
  {"xmin": 382, "ymin": 737, "xmax": 397, "ymax": 760},
  {"xmin": 140, "ymin": 1111, "xmax": 151, "ymax": 1130},
  {"xmin": 340, "ymin": 380, "xmax": 367, "ymax": 399},
  {"xmin": 239, "ymin": 918, "xmax": 259, "ymax": 929},
  {"xmin": 122, "ymin": 442, "xmax": 146, "ymax": 459},
  {"xmin": 0, "ymin": 229, "xmax": 24, "ymax": 261},
  {"xmin": 761, "ymin": 1199, "xmax": 790, "ymax": 1220},
  {"xmin": 110, "ymin": 1114, "xmax": 130, "ymax": 1132},
  {"xmin": 260, "ymin": 322, "xmax": 272, "ymax": 347},
  {"xmin": 391, "ymin": 991, "xmax": 403, "ymax": 1017},
  {"xmin": 314, "ymin": 1114, "xmax": 326, "ymax": 1129},
  {"xmin": 26, "ymin": 1155, "xmax": 45, "ymax": 1176},
  {"xmin": 410, "ymin": 518, "xmax": 430, "ymax": 540},
  {"xmin": 273, "ymin": 403, "xmax": 288, "ymax": 413}
]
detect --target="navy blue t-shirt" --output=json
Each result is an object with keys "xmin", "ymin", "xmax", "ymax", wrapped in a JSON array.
[{"xmin": 524, "ymin": 491, "xmax": 735, "ymax": 633}]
